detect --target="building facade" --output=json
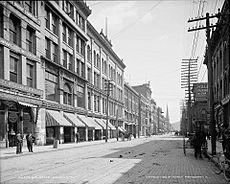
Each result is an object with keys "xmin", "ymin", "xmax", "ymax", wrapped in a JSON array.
[
  {"xmin": 124, "ymin": 82, "xmax": 139, "ymax": 136},
  {"xmin": 204, "ymin": 0, "xmax": 229, "ymax": 130}
]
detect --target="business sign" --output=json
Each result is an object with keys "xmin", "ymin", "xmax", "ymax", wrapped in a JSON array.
[{"xmin": 193, "ymin": 83, "xmax": 208, "ymax": 101}]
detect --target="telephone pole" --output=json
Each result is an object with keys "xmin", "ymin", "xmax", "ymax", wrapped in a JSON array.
[
  {"xmin": 181, "ymin": 58, "xmax": 198, "ymax": 133},
  {"xmin": 188, "ymin": 10, "xmax": 221, "ymax": 155},
  {"xmin": 104, "ymin": 79, "xmax": 112, "ymax": 142}
]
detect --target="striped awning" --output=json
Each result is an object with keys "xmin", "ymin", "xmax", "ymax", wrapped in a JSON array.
[
  {"xmin": 64, "ymin": 113, "xmax": 85, "ymax": 127},
  {"xmin": 101, "ymin": 119, "xmax": 116, "ymax": 130},
  {"xmin": 94, "ymin": 119, "xmax": 106, "ymax": 129},
  {"xmin": 118, "ymin": 127, "xmax": 126, "ymax": 133},
  {"xmin": 77, "ymin": 115, "xmax": 102, "ymax": 129},
  {"xmin": 46, "ymin": 110, "xmax": 72, "ymax": 127}
]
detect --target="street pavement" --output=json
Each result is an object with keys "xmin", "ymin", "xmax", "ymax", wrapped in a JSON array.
[{"xmin": 0, "ymin": 134, "xmax": 228, "ymax": 184}]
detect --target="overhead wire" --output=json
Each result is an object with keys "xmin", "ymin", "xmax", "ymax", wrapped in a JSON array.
[{"xmin": 111, "ymin": 0, "xmax": 162, "ymax": 39}]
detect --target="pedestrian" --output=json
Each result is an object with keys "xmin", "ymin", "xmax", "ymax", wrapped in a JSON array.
[
  {"xmin": 16, "ymin": 132, "xmax": 23, "ymax": 154},
  {"xmin": 76, "ymin": 132, "xmax": 79, "ymax": 143},
  {"xmin": 26, "ymin": 133, "xmax": 35, "ymax": 152},
  {"xmin": 193, "ymin": 126, "xmax": 206, "ymax": 159}
]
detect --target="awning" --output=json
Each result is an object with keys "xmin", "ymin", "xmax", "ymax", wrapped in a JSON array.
[
  {"xmin": 107, "ymin": 121, "xmax": 116, "ymax": 130},
  {"xmin": 46, "ymin": 110, "xmax": 73, "ymax": 127},
  {"xmin": 18, "ymin": 101, "xmax": 37, "ymax": 108},
  {"xmin": 64, "ymin": 113, "xmax": 85, "ymax": 127},
  {"xmin": 94, "ymin": 118, "xmax": 106, "ymax": 129},
  {"xmin": 77, "ymin": 115, "xmax": 102, "ymax": 129},
  {"xmin": 118, "ymin": 127, "xmax": 126, "ymax": 133}
]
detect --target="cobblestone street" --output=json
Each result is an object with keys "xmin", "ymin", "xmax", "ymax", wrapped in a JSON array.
[{"xmin": 0, "ymin": 135, "xmax": 228, "ymax": 184}]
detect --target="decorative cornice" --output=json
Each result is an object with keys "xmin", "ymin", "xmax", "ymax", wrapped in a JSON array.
[{"xmin": 87, "ymin": 21, "xmax": 126, "ymax": 69}]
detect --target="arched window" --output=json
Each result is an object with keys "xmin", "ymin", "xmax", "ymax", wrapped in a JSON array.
[{"xmin": 63, "ymin": 83, "xmax": 72, "ymax": 105}]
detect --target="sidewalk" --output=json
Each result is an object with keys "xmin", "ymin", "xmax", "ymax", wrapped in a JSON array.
[
  {"xmin": 0, "ymin": 136, "xmax": 146, "ymax": 160},
  {"xmin": 0, "ymin": 138, "xmax": 118, "ymax": 160}
]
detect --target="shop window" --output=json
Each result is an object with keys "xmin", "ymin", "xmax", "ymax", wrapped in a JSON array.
[
  {"xmin": 9, "ymin": 14, "xmax": 21, "ymax": 46},
  {"xmin": 45, "ymin": 71, "xmax": 59, "ymax": 102},
  {"xmin": 63, "ymin": 83, "xmax": 72, "ymax": 105},
  {"xmin": 26, "ymin": 26, "xmax": 36, "ymax": 54}
]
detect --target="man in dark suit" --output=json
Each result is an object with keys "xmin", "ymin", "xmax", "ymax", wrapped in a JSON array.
[
  {"xmin": 26, "ymin": 133, "xmax": 35, "ymax": 152},
  {"xmin": 16, "ymin": 132, "xmax": 23, "ymax": 154}
]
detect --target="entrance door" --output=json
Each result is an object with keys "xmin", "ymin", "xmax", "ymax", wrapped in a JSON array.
[{"xmin": 64, "ymin": 127, "xmax": 72, "ymax": 143}]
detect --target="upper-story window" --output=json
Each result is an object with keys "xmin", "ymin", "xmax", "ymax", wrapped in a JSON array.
[
  {"xmin": 26, "ymin": 59, "xmax": 36, "ymax": 88},
  {"xmin": 9, "ymin": 14, "xmax": 21, "ymax": 47},
  {"xmin": 45, "ymin": 37, "xmax": 51, "ymax": 59},
  {"xmin": 10, "ymin": 52, "xmax": 21, "ymax": 83},
  {"xmin": 62, "ymin": 23, "xmax": 67, "ymax": 42},
  {"xmin": 52, "ymin": 42, "xmax": 58, "ymax": 63},
  {"xmin": 63, "ymin": 0, "xmax": 74, "ymax": 19},
  {"xmin": 45, "ymin": 6, "xmax": 58, "ymax": 36},
  {"xmin": 68, "ymin": 28, "xmax": 73, "ymax": 47},
  {"xmin": 52, "ymin": 14, "xmax": 58, "ymax": 36},
  {"xmin": 0, "ymin": 7, "xmax": 3, "ymax": 38},
  {"xmin": 24, "ymin": 1, "xmax": 36, "ymax": 16},
  {"xmin": 87, "ymin": 45, "xmax": 91, "ymax": 62},
  {"xmin": 80, "ymin": 40, "xmax": 85, "ymax": 56},
  {"xmin": 62, "ymin": 50, "xmax": 67, "ymax": 68},
  {"xmin": 45, "ymin": 71, "xmax": 59, "ymax": 102},
  {"xmin": 63, "ymin": 83, "xmax": 72, "ymax": 105},
  {"xmin": 26, "ymin": 26, "xmax": 36, "ymax": 55},
  {"xmin": 93, "ymin": 51, "xmax": 96, "ymax": 66},
  {"xmin": 76, "ymin": 11, "xmax": 85, "ymax": 31}
]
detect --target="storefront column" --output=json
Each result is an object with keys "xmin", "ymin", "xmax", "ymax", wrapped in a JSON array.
[
  {"xmin": 85, "ymin": 127, "xmax": 88, "ymax": 141},
  {"xmin": 60, "ymin": 126, "xmax": 64, "ymax": 144},
  {"xmin": 101, "ymin": 129, "xmax": 103, "ymax": 140},
  {"xmin": 74, "ymin": 127, "xmax": 77, "ymax": 142},
  {"xmin": 4, "ymin": 107, "xmax": 9, "ymax": 148},
  {"xmin": 35, "ymin": 107, "xmax": 45, "ymax": 145},
  {"xmin": 92, "ymin": 129, "xmax": 95, "ymax": 141}
]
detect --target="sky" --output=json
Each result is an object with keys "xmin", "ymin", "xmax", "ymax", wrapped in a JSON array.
[{"xmin": 86, "ymin": 0, "xmax": 224, "ymax": 124}]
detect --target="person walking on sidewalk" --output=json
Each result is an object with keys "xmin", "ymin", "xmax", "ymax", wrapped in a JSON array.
[
  {"xmin": 16, "ymin": 132, "xmax": 23, "ymax": 154},
  {"xmin": 76, "ymin": 132, "xmax": 80, "ymax": 143},
  {"xmin": 194, "ymin": 126, "xmax": 206, "ymax": 159},
  {"xmin": 26, "ymin": 133, "xmax": 35, "ymax": 152}
]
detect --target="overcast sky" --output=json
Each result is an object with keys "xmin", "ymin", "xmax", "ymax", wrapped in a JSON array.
[{"xmin": 86, "ymin": 0, "xmax": 224, "ymax": 123}]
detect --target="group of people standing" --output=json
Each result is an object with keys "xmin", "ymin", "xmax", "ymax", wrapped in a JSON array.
[{"xmin": 16, "ymin": 132, "xmax": 35, "ymax": 154}]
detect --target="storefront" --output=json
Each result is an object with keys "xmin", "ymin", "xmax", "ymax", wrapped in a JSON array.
[
  {"xmin": 64, "ymin": 112, "xmax": 86, "ymax": 142},
  {"xmin": 45, "ymin": 110, "xmax": 74, "ymax": 144},
  {"xmin": 77, "ymin": 115, "xmax": 103, "ymax": 141}
]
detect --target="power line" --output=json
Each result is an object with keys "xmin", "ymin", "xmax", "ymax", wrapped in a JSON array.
[{"xmin": 111, "ymin": 0, "xmax": 162, "ymax": 39}]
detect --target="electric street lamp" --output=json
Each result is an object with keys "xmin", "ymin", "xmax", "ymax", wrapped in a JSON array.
[
  {"xmin": 105, "ymin": 80, "xmax": 112, "ymax": 142},
  {"xmin": 157, "ymin": 109, "xmax": 164, "ymax": 134}
]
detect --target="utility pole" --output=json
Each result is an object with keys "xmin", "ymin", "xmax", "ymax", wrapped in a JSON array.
[
  {"xmin": 188, "ymin": 10, "xmax": 220, "ymax": 155},
  {"xmin": 181, "ymin": 58, "xmax": 198, "ymax": 133},
  {"xmin": 104, "ymin": 79, "xmax": 112, "ymax": 143}
]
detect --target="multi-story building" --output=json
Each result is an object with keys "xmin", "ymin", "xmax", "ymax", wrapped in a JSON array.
[
  {"xmin": 124, "ymin": 82, "xmax": 139, "ymax": 136},
  {"xmin": 132, "ymin": 83, "xmax": 152, "ymax": 136},
  {"xmin": 86, "ymin": 22, "xmax": 126, "ymax": 139},
  {"xmin": 204, "ymin": 0, "xmax": 229, "ymax": 130},
  {"xmin": 0, "ymin": 0, "xmax": 126, "ymax": 148}
]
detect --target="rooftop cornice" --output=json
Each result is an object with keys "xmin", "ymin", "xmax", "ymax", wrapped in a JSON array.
[{"xmin": 87, "ymin": 21, "xmax": 126, "ymax": 69}]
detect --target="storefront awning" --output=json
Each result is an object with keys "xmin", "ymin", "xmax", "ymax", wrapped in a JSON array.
[
  {"xmin": 107, "ymin": 120, "xmax": 116, "ymax": 130},
  {"xmin": 64, "ymin": 113, "xmax": 85, "ymax": 127},
  {"xmin": 46, "ymin": 110, "xmax": 73, "ymax": 127},
  {"xmin": 18, "ymin": 101, "xmax": 37, "ymax": 108},
  {"xmin": 118, "ymin": 127, "xmax": 126, "ymax": 133},
  {"xmin": 94, "ymin": 119, "xmax": 106, "ymax": 129},
  {"xmin": 77, "ymin": 115, "xmax": 102, "ymax": 129}
]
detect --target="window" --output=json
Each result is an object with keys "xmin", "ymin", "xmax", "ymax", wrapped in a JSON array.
[
  {"xmin": 80, "ymin": 40, "xmax": 85, "ymax": 56},
  {"xmin": 52, "ymin": 42, "xmax": 58, "ymax": 63},
  {"xmin": 68, "ymin": 28, "xmax": 73, "ymax": 47},
  {"xmin": 45, "ymin": 38, "xmax": 51, "ymax": 59},
  {"xmin": 24, "ymin": 1, "xmax": 36, "ymax": 16},
  {"xmin": 77, "ymin": 85, "xmax": 84, "ymax": 108},
  {"xmin": 62, "ymin": 24, "xmax": 66, "ymax": 42},
  {"xmin": 76, "ymin": 59, "xmax": 80, "ymax": 75},
  {"xmin": 52, "ymin": 14, "xmax": 58, "ymax": 35},
  {"xmin": 9, "ymin": 14, "xmax": 21, "ymax": 46},
  {"xmin": 0, "ymin": 7, "xmax": 3, "ymax": 38},
  {"xmin": 94, "ymin": 95, "xmax": 97, "ymax": 111},
  {"xmin": 63, "ymin": 50, "xmax": 67, "ymax": 68},
  {"xmin": 10, "ymin": 52, "xmax": 21, "ymax": 83},
  {"xmin": 45, "ymin": 6, "xmax": 50, "ymax": 30},
  {"xmin": 87, "ymin": 45, "xmax": 91, "ymax": 62},
  {"xmin": 68, "ymin": 54, "xmax": 73, "ymax": 71},
  {"xmin": 81, "ymin": 62, "xmax": 85, "ymax": 77},
  {"xmin": 26, "ymin": 60, "xmax": 36, "ymax": 88},
  {"xmin": 88, "ymin": 92, "xmax": 91, "ymax": 110},
  {"xmin": 45, "ymin": 71, "xmax": 58, "ymax": 102},
  {"xmin": 93, "ymin": 51, "xmax": 96, "ymax": 66},
  {"xmin": 0, "ymin": 46, "xmax": 3, "ymax": 79},
  {"xmin": 87, "ymin": 67, "xmax": 91, "ymax": 83},
  {"xmin": 76, "ymin": 36, "xmax": 79, "ymax": 53},
  {"xmin": 26, "ymin": 26, "xmax": 36, "ymax": 54},
  {"xmin": 63, "ymin": 83, "xmax": 72, "ymax": 105}
]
